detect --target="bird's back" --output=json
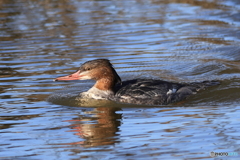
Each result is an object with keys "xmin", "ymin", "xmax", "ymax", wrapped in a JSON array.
[{"xmin": 113, "ymin": 79, "xmax": 219, "ymax": 105}]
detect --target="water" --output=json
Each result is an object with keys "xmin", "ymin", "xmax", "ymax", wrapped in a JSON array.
[{"xmin": 1, "ymin": 0, "xmax": 240, "ymax": 159}]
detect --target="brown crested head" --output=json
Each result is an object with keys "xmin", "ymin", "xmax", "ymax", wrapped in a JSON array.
[
  {"xmin": 79, "ymin": 59, "xmax": 122, "ymax": 84},
  {"xmin": 55, "ymin": 59, "xmax": 121, "ymax": 90}
]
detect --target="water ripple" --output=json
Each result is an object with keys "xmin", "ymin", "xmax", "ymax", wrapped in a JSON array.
[{"xmin": 1, "ymin": 0, "xmax": 240, "ymax": 159}]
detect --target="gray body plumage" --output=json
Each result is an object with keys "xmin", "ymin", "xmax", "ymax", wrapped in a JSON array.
[{"xmin": 112, "ymin": 79, "xmax": 219, "ymax": 105}]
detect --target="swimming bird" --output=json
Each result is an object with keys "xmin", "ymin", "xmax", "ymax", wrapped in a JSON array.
[{"xmin": 54, "ymin": 59, "xmax": 218, "ymax": 105}]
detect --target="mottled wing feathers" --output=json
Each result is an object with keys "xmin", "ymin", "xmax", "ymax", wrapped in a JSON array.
[{"xmin": 114, "ymin": 79, "xmax": 219, "ymax": 105}]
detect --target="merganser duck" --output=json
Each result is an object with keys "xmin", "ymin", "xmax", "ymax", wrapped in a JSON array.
[{"xmin": 54, "ymin": 59, "xmax": 219, "ymax": 105}]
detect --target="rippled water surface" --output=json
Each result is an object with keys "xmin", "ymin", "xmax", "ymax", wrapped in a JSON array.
[{"xmin": 1, "ymin": 0, "xmax": 240, "ymax": 159}]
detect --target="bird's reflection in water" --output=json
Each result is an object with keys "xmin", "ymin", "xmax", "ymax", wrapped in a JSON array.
[{"xmin": 65, "ymin": 99, "xmax": 122, "ymax": 147}]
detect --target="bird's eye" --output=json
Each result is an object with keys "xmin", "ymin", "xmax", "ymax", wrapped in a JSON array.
[{"xmin": 86, "ymin": 68, "xmax": 91, "ymax": 71}]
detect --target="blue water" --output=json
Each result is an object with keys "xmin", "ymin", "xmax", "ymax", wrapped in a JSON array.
[{"xmin": 1, "ymin": 0, "xmax": 240, "ymax": 159}]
